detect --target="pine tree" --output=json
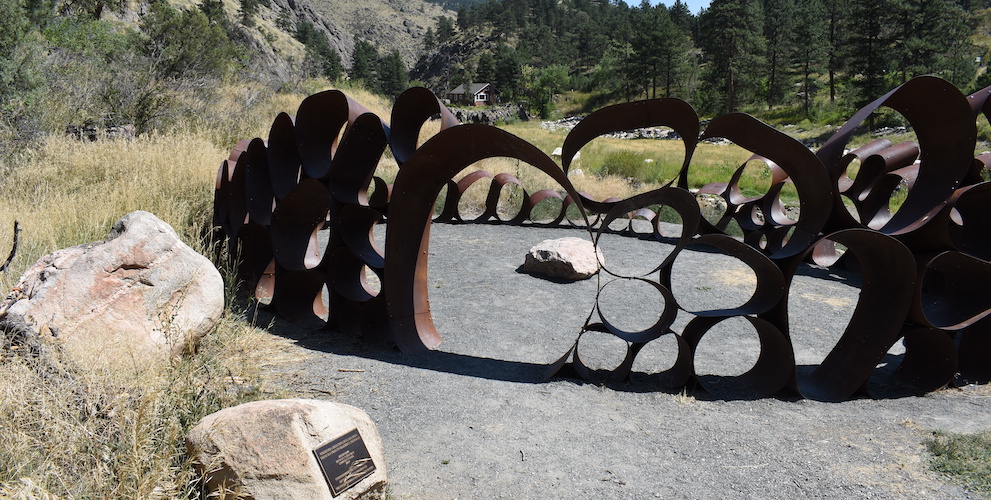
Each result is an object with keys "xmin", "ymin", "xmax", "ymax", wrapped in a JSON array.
[
  {"xmin": 698, "ymin": 0, "xmax": 767, "ymax": 113},
  {"xmin": 295, "ymin": 21, "xmax": 343, "ymax": 81},
  {"xmin": 792, "ymin": 0, "xmax": 827, "ymax": 116},
  {"xmin": 423, "ymin": 27, "xmax": 435, "ymax": 51},
  {"xmin": 493, "ymin": 44, "xmax": 522, "ymax": 100},
  {"xmin": 198, "ymin": 0, "xmax": 225, "ymax": 26},
  {"xmin": 894, "ymin": 0, "xmax": 975, "ymax": 86},
  {"xmin": 351, "ymin": 38, "xmax": 379, "ymax": 90},
  {"xmin": 476, "ymin": 52, "xmax": 496, "ymax": 83},
  {"xmin": 825, "ymin": 0, "xmax": 851, "ymax": 102},
  {"xmin": 847, "ymin": 0, "xmax": 894, "ymax": 107},
  {"xmin": 763, "ymin": 0, "xmax": 796, "ymax": 107},
  {"xmin": 669, "ymin": 0, "xmax": 696, "ymax": 33},
  {"xmin": 378, "ymin": 50, "xmax": 408, "ymax": 98},
  {"xmin": 436, "ymin": 16, "xmax": 456, "ymax": 43}
]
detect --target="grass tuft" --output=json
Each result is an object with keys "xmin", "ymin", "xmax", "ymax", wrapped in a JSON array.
[{"xmin": 926, "ymin": 430, "xmax": 991, "ymax": 495}]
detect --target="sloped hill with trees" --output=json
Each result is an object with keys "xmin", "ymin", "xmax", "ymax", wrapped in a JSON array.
[{"xmin": 413, "ymin": 0, "xmax": 990, "ymax": 120}]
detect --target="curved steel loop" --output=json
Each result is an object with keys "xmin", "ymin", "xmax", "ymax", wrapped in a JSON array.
[
  {"xmin": 560, "ymin": 98, "xmax": 700, "ymax": 189},
  {"xmin": 701, "ymin": 113, "xmax": 832, "ymax": 259},
  {"xmin": 967, "ymin": 84, "xmax": 991, "ymax": 116},
  {"xmin": 845, "ymin": 142, "xmax": 919, "ymax": 206},
  {"xmin": 267, "ymin": 112, "xmax": 302, "ymax": 200},
  {"xmin": 243, "ymin": 138, "xmax": 274, "ymax": 226},
  {"xmin": 725, "ymin": 155, "xmax": 773, "ymax": 207},
  {"xmin": 229, "ymin": 139, "xmax": 251, "ymax": 164},
  {"xmin": 563, "ymin": 193, "xmax": 601, "ymax": 228},
  {"xmin": 956, "ymin": 317, "xmax": 991, "ymax": 383},
  {"xmin": 384, "ymin": 123, "xmax": 591, "ymax": 352},
  {"xmin": 628, "ymin": 335, "xmax": 693, "ymax": 388},
  {"xmin": 233, "ymin": 223, "xmax": 273, "ymax": 278},
  {"xmin": 820, "ymin": 77, "xmax": 976, "ymax": 235},
  {"xmin": 269, "ymin": 178, "xmax": 330, "ymax": 271},
  {"xmin": 834, "ymin": 138, "xmax": 892, "ymax": 193},
  {"xmin": 337, "ymin": 203, "xmax": 385, "ymax": 269},
  {"xmin": 798, "ymin": 228, "xmax": 916, "ymax": 401},
  {"xmin": 682, "ymin": 315, "xmax": 795, "ymax": 399},
  {"xmin": 483, "ymin": 172, "xmax": 531, "ymax": 224},
  {"xmin": 326, "ymin": 112, "xmax": 389, "ymax": 205},
  {"xmin": 892, "ymin": 326, "xmax": 957, "ymax": 393},
  {"xmin": 757, "ymin": 179, "xmax": 795, "ymax": 229},
  {"xmin": 390, "ymin": 86, "xmax": 460, "ymax": 166},
  {"xmin": 213, "ymin": 160, "xmax": 232, "ymax": 236},
  {"xmin": 572, "ymin": 330, "xmax": 637, "ymax": 384},
  {"xmin": 694, "ymin": 184, "xmax": 737, "ymax": 232},
  {"xmin": 326, "ymin": 246, "xmax": 378, "ymax": 303},
  {"xmin": 227, "ymin": 152, "xmax": 249, "ymax": 238},
  {"xmin": 432, "ymin": 180, "xmax": 461, "ymax": 223},
  {"xmin": 964, "ymin": 153, "xmax": 991, "ymax": 187},
  {"xmin": 454, "ymin": 170, "xmax": 495, "ymax": 223},
  {"xmin": 368, "ymin": 177, "xmax": 392, "ymax": 211},
  {"xmin": 254, "ymin": 259, "xmax": 275, "ymax": 304},
  {"xmin": 664, "ymin": 233, "xmax": 785, "ymax": 317},
  {"xmin": 594, "ymin": 278, "xmax": 678, "ymax": 343},
  {"xmin": 295, "ymin": 90, "xmax": 371, "ymax": 180},
  {"xmin": 915, "ymin": 250, "xmax": 991, "ymax": 330},
  {"xmin": 627, "ymin": 207, "xmax": 656, "ymax": 236},
  {"xmin": 271, "ymin": 266, "xmax": 328, "ymax": 324},
  {"xmin": 860, "ymin": 169, "xmax": 921, "ymax": 231},
  {"xmin": 948, "ymin": 182, "xmax": 991, "ymax": 260},
  {"xmin": 595, "ymin": 186, "xmax": 701, "ymax": 278},
  {"xmin": 527, "ymin": 189, "xmax": 567, "ymax": 227}
]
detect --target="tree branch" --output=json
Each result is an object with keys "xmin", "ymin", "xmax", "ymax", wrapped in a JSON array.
[{"xmin": 1, "ymin": 221, "xmax": 20, "ymax": 273}]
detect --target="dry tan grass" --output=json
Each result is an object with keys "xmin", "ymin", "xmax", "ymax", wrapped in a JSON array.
[
  {"xmin": 0, "ymin": 133, "xmax": 222, "ymax": 293},
  {"xmin": 0, "ymin": 85, "xmax": 312, "ymax": 496},
  {"xmin": 0, "ymin": 314, "xmax": 301, "ymax": 498}
]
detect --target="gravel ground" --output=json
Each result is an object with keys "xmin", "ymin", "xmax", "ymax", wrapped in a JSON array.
[{"xmin": 264, "ymin": 222, "xmax": 991, "ymax": 499}]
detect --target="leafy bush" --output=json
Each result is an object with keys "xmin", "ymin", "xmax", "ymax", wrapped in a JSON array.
[{"xmin": 141, "ymin": 0, "xmax": 239, "ymax": 81}]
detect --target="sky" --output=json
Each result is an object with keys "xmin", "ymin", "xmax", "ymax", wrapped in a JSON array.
[{"xmin": 649, "ymin": 0, "xmax": 711, "ymax": 15}]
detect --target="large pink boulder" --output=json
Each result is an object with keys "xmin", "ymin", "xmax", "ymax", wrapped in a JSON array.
[{"xmin": 0, "ymin": 211, "xmax": 223, "ymax": 358}]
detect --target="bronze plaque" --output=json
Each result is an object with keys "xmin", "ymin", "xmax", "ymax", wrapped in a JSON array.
[{"xmin": 313, "ymin": 428, "xmax": 376, "ymax": 497}]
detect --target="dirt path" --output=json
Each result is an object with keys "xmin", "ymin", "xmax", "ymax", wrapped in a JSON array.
[{"xmin": 265, "ymin": 223, "xmax": 990, "ymax": 499}]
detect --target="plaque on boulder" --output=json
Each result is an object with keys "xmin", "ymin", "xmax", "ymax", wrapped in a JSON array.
[{"xmin": 314, "ymin": 429, "xmax": 377, "ymax": 497}]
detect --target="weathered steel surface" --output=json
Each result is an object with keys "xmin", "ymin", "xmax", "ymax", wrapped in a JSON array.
[{"xmin": 214, "ymin": 78, "xmax": 991, "ymax": 401}]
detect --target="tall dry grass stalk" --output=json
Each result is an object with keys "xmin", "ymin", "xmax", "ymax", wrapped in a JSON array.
[{"xmin": 0, "ymin": 133, "xmax": 222, "ymax": 292}]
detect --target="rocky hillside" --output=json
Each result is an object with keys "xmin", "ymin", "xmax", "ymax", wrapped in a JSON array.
[
  {"xmin": 307, "ymin": 0, "xmax": 453, "ymax": 66},
  {"xmin": 157, "ymin": 0, "xmax": 453, "ymax": 82}
]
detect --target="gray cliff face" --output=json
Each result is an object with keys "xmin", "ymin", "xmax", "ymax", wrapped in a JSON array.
[{"xmin": 111, "ymin": 0, "xmax": 454, "ymax": 84}]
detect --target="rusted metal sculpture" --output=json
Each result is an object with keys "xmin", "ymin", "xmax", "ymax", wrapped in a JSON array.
[{"xmin": 213, "ymin": 76, "xmax": 991, "ymax": 401}]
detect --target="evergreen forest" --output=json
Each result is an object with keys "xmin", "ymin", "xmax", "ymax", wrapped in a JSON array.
[{"xmin": 420, "ymin": 0, "xmax": 991, "ymax": 120}]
